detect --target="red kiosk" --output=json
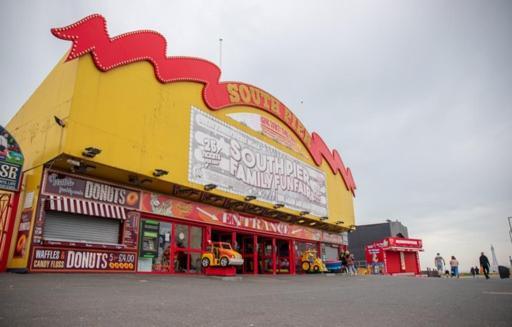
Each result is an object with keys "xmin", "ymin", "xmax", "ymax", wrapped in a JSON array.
[{"xmin": 365, "ymin": 237, "xmax": 422, "ymax": 276}]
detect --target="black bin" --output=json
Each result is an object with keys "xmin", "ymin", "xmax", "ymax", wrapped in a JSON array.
[{"xmin": 498, "ymin": 266, "xmax": 510, "ymax": 279}]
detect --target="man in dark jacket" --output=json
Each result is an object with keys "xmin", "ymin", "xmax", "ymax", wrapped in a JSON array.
[
  {"xmin": 339, "ymin": 251, "xmax": 348, "ymax": 273},
  {"xmin": 479, "ymin": 252, "xmax": 491, "ymax": 279}
]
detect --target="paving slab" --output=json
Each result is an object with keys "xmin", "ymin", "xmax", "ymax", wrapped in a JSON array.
[{"xmin": 0, "ymin": 273, "xmax": 511, "ymax": 327}]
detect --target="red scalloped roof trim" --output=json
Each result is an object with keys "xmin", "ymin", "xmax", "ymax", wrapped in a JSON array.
[{"xmin": 51, "ymin": 14, "xmax": 356, "ymax": 195}]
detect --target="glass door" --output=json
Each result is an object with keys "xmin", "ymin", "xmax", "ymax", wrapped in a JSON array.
[
  {"xmin": 173, "ymin": 224, "xmax": 203, "ymax": 273},
  {"xmin": 258, "ymin": 237, "xmax": 274, "ymax": 274},
  {"xmin": 276, "ymin": 239, "xmax": 290, "ymax": 274},
  {"xmin": 236, "ymin": 233, "xmax": 255, "ymax": 274}
]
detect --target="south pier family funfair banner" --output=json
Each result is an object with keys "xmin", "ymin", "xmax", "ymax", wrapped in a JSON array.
[{"xmin": 189, "ymin": 108, "xmax": 328, "ymax": 217}]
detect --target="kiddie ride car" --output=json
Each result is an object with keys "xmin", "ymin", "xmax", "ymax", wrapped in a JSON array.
[
  {"xmin": 201, "ymin": 242, "xmax": 244, "ymax": 268},
  {"xmin": 301, "ymin": 249, "xmax": 327, "ymax": 273}
]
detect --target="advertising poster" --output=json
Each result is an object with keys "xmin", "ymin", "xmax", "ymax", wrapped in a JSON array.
[
  {"xmin": 32, "ymin": 199, "xmax": 46, "ymax": 245},
  {"xmin": 43, "ymin": 171, "xmax": 140, "ymax": 209},
  {"xmin": 122, "ymin": 211, "xmax": 140, "ymax": 249},
  {"xmin": 366, "ymin": 245, "xmax": 385, "ymax": 274},
  {"xmin": 366, "ymin": 245, "xmax": 384, "ymax": 263},
  {"xmin": 0, "ymin": 125, "xmax": 24, "ymax": 192},
  {"xmin": 189, "ymin": 108, "xmax": 327, "ymax": 217},
  {"xmin": 226, "ymin": 113, "xmax": 307, "ymax": 156},
  {"xmin": 30, "ymin": 247, "xmax": 137, "ymax": 272},
  {"xmin": 13, "ymin": 209, "xmax": 33, "ymax": 258}
]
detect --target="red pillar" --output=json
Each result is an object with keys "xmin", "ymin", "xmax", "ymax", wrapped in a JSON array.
[
  {"xmin": 415, "ymin": 252, "xmax": 420, "ymax": 275},
  {"xmin": 205, "ymin": 226, "xmax": 211, "ymax": 243},
  {"xmin": 0, "ymin": 191, "xmax": 20, "ymax": 272},
  {"xmin": 169, "ymin": 223, "xmax": 176, "ymax": 274},
  {"xmin": 253, "ymin": 235, "xmax": 258, "ymax": 275},
  {"xmin": 272, "ymin": 238, "xmax": 277, "ymax": 275},
  {"xmin": 290, "ymin": 240, "xmax": 295, "ymax": 275}
]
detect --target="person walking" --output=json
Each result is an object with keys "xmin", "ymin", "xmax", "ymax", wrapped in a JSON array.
[
  {"xmin": 479, "ymin": 252, "xmax": 491, "ymax": 279},
  {"xmin": 346, "ymin": 253, "xmax": 357, "ymax": 276},
  {"xmin": 449, "ymin": 256, "xmax": 459, "ymax": 278},
  {"xmin": 339, "ymin": 251, "xmax": 348, "ymax": 274},
  {"xmin": 434, "ymin": 253, "xmax": 445, "ymax": 276},
  {"xmin": 470, "ymin": 266, "xmax": 476, "ymax": 278}
]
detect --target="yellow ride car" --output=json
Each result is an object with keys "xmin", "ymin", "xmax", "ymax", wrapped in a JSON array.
[
  {"xmin": 201, "ymin": 242, "xmax": 244, "ymax": 268},
  {"xmin": 301, "ymin": 249, "xmax": 327, "ymax": 273}
]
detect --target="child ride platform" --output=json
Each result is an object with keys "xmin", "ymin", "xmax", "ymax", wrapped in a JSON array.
[{"xmin": 204, "ymin": 266, "xmax": 236, "ymax": 276}]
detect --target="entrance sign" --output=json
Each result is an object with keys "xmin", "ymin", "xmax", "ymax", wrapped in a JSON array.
[
  {"xmin": 0, "ymin": 126, "xmax": 23, "ymax": 192},
  {"xmin": 141, "ymin": 191, "xmax": 343, "ymax": 244},
  {"xmin": 189, "ymin": 108, "xmax": 328, "ymax": 217}
]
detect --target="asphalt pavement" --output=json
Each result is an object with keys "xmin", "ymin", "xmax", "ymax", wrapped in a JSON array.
[{"xmin": 0, "ymin": 273, "xmax": 511, "ymax": 327}]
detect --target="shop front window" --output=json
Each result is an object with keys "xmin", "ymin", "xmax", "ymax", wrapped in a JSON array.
[
  {"xmin": 137, "ymin": 220, "xmax": 172, "ymax": 273},
  {"xmin": 190, "ymin": 226, "xmax": 202, "ymax": 249},
  {"xmin": 295, "ymin": 242, "xmax": 317, "ymax": 273},
  {"xmin": 175, "ymin": 224, "xmax": 189, "ymax": 248}
]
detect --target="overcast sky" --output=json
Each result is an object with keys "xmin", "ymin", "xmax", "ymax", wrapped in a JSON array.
[{"xmin": 1, "ymin": 0, "xmax": 511, "ymax": 271}]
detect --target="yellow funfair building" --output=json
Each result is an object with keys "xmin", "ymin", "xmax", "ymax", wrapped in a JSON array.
[{"xmin": 5, "ymin": 14, "xmax": 356, "ymax": 274}]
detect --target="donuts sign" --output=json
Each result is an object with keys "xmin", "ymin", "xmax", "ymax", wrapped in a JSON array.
[{"xmin": 43, "ymin": 171, "xmax": 141, "ymax": 209}]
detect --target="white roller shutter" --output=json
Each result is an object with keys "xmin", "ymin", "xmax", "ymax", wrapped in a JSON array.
[
  {"xmin": 43, "ymin": 211, "xmax": 120, "ymax": 245},
  {"xmin": 325, "ymin": 245, "xmax": 339, "ymax": 261}
]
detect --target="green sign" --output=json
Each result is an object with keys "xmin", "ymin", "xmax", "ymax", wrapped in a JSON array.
[{"xmin": 0, "ymin": 125, "xmax": 24, "ymax": 192}]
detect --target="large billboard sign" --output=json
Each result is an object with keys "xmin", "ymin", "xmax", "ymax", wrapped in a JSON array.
[
  {"xmin": 189, "ymin": 108, "xmax": 327, "ymax": 217},
  {"xmin": 0, "ymin": 125, "xmax": 24, "ymax": 192}
]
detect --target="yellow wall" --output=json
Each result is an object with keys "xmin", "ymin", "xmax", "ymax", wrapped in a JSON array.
[
  {"xmin": 6, "ymin": 52, "xmax": 354, "ymax": 237},
  {"xmin": 5, "ymin": 56, "xmax": 78, "ymax": 269},
  {"xmin": 63, "ymin": 55, "xmax": 354, "ymax": 227},
  {"xmin": 6, "ymin": 56, "xmax": 78, "ymax": 170}
]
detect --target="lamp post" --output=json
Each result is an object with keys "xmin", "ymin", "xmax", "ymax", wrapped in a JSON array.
[
  {"xmin": 219, "ymin": 37, "xmax": 223, "ymax": 69},
  {"xmin": 508, "ymin": 217, "xmax": 512, "ymax": 244},
  {"xmin": 508, "ymin": 217, "xmax": 512, "ymax": 268}
]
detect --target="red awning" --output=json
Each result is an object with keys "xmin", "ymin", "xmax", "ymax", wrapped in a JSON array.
[
  {"xmin": 46, "ymin": 195, "xmax": 127, "ymax": 220},
  {"xmin": 382, "ymin": 247, "xmax": 423, "ymax": 252}
]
